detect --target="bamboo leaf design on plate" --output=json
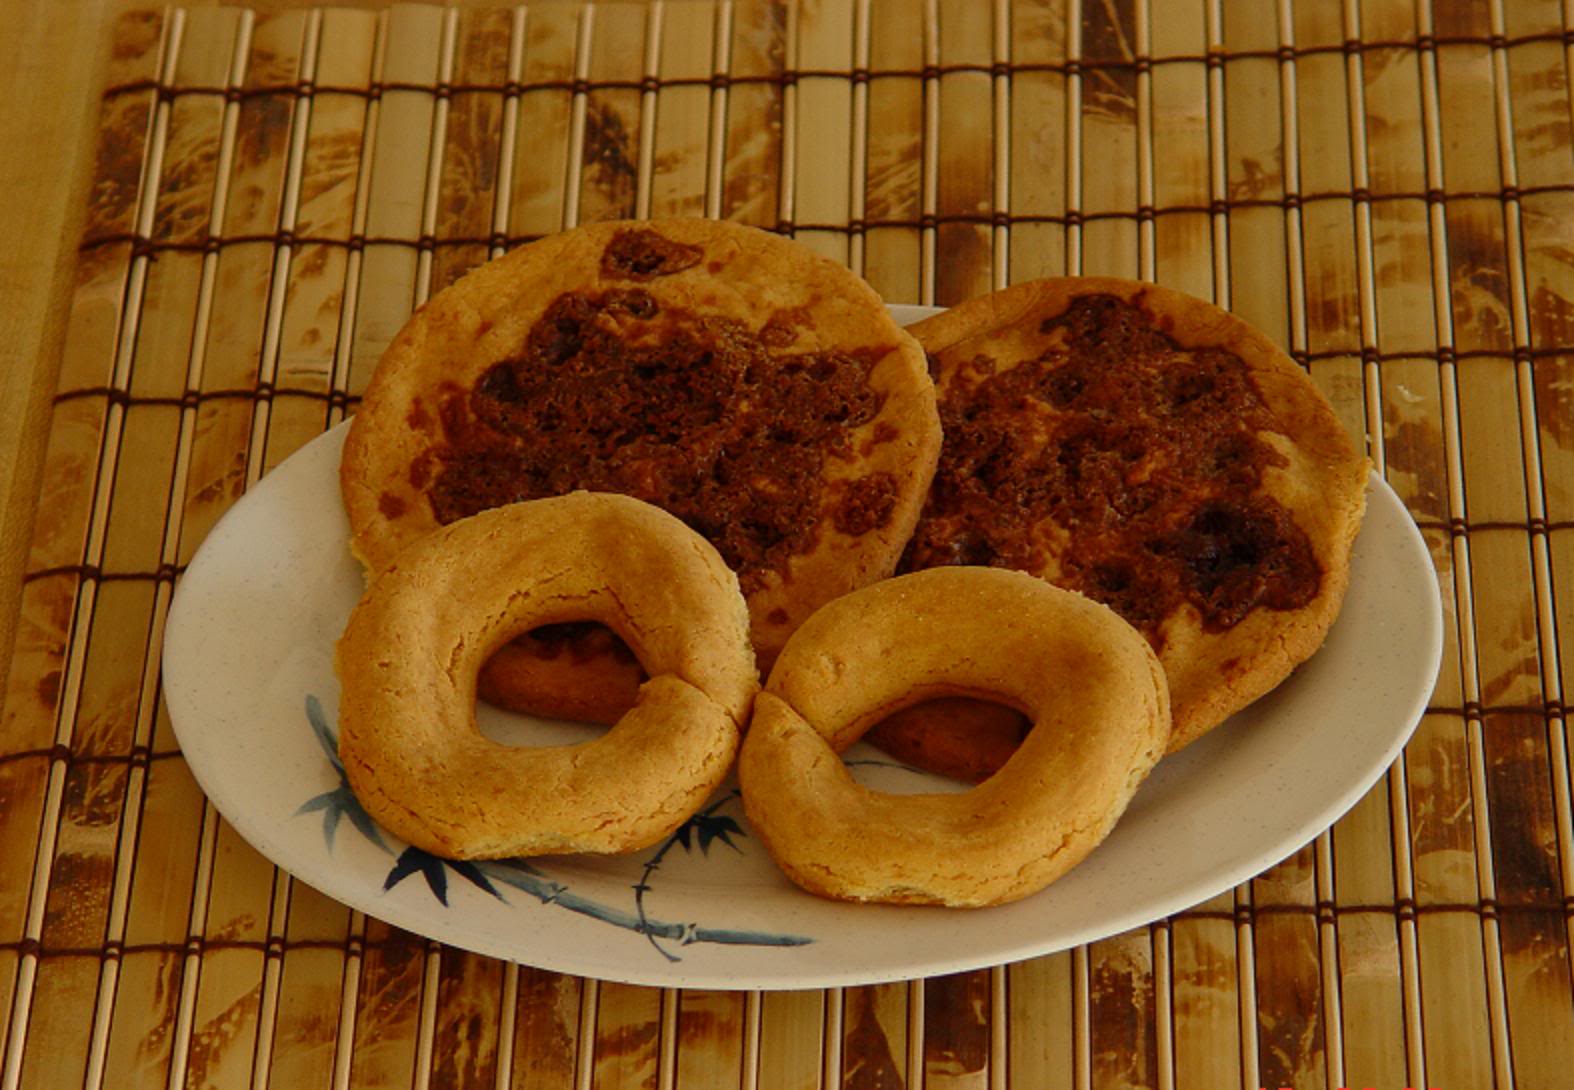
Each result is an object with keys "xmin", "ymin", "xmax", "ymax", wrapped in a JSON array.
[
  {"xmin": 305, "ymin": 694, "xmax": 341, "ymax": 769},
  {"xmin": 483, "ymin": 857, "xmax": 812, "ymax": 954},
  {"xmin": 296, "ymin": 695, "xmax": 388, "ymax": 853},
  {"xmin": 677, "ymin": 810, "xmax": 746, "ymax": 856},
  {"xmin": 635, "ymin": 791, "xmax": 773, "ymax": 962},
  {"xmin": 384, "ymin": 846, "xmax": 503, "ymax": 907},
  {"xmin": 297, "ymin": 694, "xmax": 813, "ymax": 956}
]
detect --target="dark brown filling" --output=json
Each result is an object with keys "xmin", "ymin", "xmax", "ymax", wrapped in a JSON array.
[
  {"xmin": 426, "ymin": 286, "xmax": 894, "ymax": 594},
  {"xmin": 600, "ymin": 226, "xmax": 704, "ymax": 281},
  {"xmin": 900, "ymin": 293, "xmax": 1321, "ymax": 644}
]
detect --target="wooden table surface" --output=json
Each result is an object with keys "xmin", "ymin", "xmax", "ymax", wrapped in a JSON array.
[
  {"xmin": 0, "ymin": 0, "xmax": 111, "ymax": 675},
  {"xmin": 3, "ymin": 2, "xmax": 1574, "ymax": 1088}
]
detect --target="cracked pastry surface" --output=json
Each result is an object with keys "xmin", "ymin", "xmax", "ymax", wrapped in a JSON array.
[
  {"xmin": 334, "ymin": 492, "xmax": 758, "ymax": 860},
  {"xmin": 738, "ymin": 567, "xmax": 1170, "ymax": 908}
]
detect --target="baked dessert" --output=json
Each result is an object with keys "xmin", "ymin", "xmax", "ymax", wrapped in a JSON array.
[
  {"xmin": 335, "ymin": 492, "xmax": 758, "ymax": 859},
  {"xmin": 341, "ymin": 219, "xmax": 941, "ymax": 720},
  {"xmin": 739, "ymin": 567, "xmax": 1169, "ymax": 907},
  {"xmin": 867, "ymin": 278, "xmax": 1367, "ymax": 774}
]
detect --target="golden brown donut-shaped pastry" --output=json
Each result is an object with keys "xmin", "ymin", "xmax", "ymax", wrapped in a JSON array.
[
  {"xmin": 335, "ymin": 492, "xmax": 757, "ymax": 859},
  {"xmin": 739, "ymin": 567, "xmax": 1170, "ymax": 908}
]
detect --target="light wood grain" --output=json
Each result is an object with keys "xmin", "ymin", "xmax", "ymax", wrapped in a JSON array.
[
  {"xmin": 0, "ymin": 0, "xmax": 123, "ymax": 687},
  {"xmin": 861, "ymin": 0, "xmax": 922, "ymax": 302}
]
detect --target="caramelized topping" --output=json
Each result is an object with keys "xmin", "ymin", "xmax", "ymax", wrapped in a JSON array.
[
  {"xmin": 833, "ymin": 473, "xmax": 900, "ymax": 537},
  {"xmin": 901, "ymin": 293, "xmax": 1321, "ymax": 641},
  {"xmin": 600, "ymin": 227, "xmax": 704, "ymax": 281},
  {"xmin": 427, "ymin": 286, "xmax": 892, "ymax": 591}
]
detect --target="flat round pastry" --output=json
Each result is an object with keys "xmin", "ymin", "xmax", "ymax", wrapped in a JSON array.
[
  {"xmin": 335, "ymin": 492, "xmax": 758, "ymax": 859},
  {"xmin": 867, "ymin": 277, "xmax": 1367, "ymax": 773},
  {"xmin": 738, "ymin": 567, "xmax": 1170, "ymax": 907},
  {"xmin": 342, "ymin": 218, "xmax": 940, "ymax": 718}
]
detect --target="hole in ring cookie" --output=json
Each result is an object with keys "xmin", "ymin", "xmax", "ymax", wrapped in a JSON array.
[
  {"xmin": 738, "ymin": 567, "xmax": 1171, "ymax": 908},
  {"xmin": 472, "ymin": 622, "xmax": 644, "ymax": 749},
  {"xmin": 336, "ymin": 492, "xmax": 758, "ymax": 860},
  {"xmin": 477, "ymin": 621, "xmax": 647, "ymax": 729},
  {"xmin": 860, "ymin": 697, "xmax": 1031, "ymax": 786}
]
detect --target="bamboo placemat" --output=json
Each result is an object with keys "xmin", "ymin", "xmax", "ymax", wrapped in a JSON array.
[{"xmin": 3, "ymin": 0, "xmax": 1573, "ymax": 1086}]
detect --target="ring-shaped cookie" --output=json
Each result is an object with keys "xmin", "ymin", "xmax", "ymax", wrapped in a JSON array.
[
  {"xmin": 336, "ymin": 492, "xmax": 758, "ymax": 859},
  {"xmin": 738, "ymin": 567, "xmax": 1170, "ymax": 907}
]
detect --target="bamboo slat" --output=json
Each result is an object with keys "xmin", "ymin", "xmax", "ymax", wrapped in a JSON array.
[
  {"xmin": 344, "ymin": 7, "xmax": 444, "ymax": 399},
  {"xmin": 1148, "ymin": 0, "xmax": 1209, "ymax": 301},
  {"xmin": 9, "ymin": 0, "xmax": 1574, "ymax": 1085},
  {"xmin": 225, "ymin": 13, "xmax": 307, "ymax": 237},
  {"xmin": 842, "ymin": 982, "xmax": 912, "ymax": 1087},
  {"xmin": 1005, "ymin": 951, "xmax": 1073, "ymax": 1089},
  {"xmin": 1007, "ymin": 0, "xmax": 1069, "ymax": 285},
  {"xmin": 674, "ymin": 989, "xmax": 746, "ymax": 1087},
  {"xmin": 429, "ymin": 949, "xmax": 506, "ymax": 1086},
  {"xmin": 347, "ymin": 919, "xmax": 426, "ymax": 1087},
  {"xmin": 1088, "ymin": 930, "xmax": 1158, "ymax": 1089},
  {"xmin": 507, "ymin": 5, "xmax": 577, "ymax": 238},
  {"xmin": 787, "ymin": 0, "xmax": 853, "ymax": 265},
  {"xmin": 719, "ymin": 0, "xmax": 786, "ymax": 228},
  {"xmin": 1220, "ymin": 7, "xmax": 1287, "ymax": 349},
  {"xmin": 0, "ymin": 950, "xmax": 16, "ymax": 1082},
  {"xmin": 266, "ymin": 884, "xmax": 352, "ymax": 1089},
  {"xmin": 1506, "ymin": 37, "xmax": 1574, "ymax": 195},
  {"xmin": 508, "ymin": 968, "xmax": 583, "ymax": 1089},
  {"xmin": 1170, "ymin": 914, "xmax": 1240, "ymax": 1090},
  {"xmin": 647, "ymin": 1, "xmax": 716, "ymax": 220},
  {"xmin": 588, "ymin": 982, "xmax": 661, "ymax": 1088},
  {"xmin": 932, "ymin": 0, "xmax": 994, "ymax": 304},
  {"xmin": 1252, "ymin": 849, "xmax": 1327, "ymax": 1090},
  {"xmin": 427, "ymin": 8, "xmax": 513, "ymax": 291},
  {"xmin": 860, "ymin": 0, "xmax": 922, "ymax": 303},
  {"xmin": 1485, "ymin": 713, "xmax": 1574, "ymax": 1084},
  {"xmin": 922, "ymin": 970, "xmax": 989, "ymax": 1088},
  {"xmin": 1331, "ymin": 910, "xmax": 1407, "ymax": 1090},
  {"xmin": 1292, "ymin": 5, "xmax": 1364, "ymax": 444},
  {"xmin": 757, "ymin": 989, "xmax": 822, "ymax": 1090},
  {"xmin": 265, "ymin": 9, "xmax": 377, "ymax": 473},
  {"xmin": 1078, "ymin": 0, "xmax": 1138, "ymax": 282},
  {"xmin": 576, "ymin": 2, "xmax": 647, "ymax": 226}
]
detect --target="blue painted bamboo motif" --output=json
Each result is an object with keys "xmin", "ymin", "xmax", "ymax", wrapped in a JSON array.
[{"xmin": 296, "ymin": 695, "xmax": 813, "ymax": 958}]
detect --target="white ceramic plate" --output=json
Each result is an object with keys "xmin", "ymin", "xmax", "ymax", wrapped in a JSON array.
[{"xmin": 163, "ymin": 307, "xmax": 1442, "ymax": 989}]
